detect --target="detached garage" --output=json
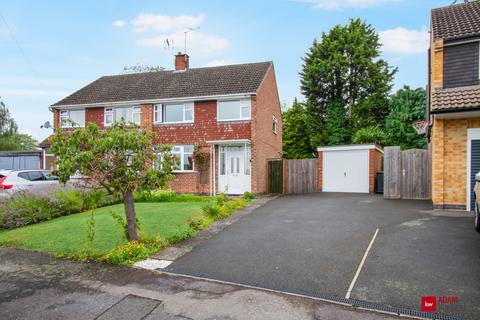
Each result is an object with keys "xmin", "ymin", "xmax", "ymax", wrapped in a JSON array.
[{"xmin": 318, "ymin": 145, "xmax": 383, "ymax": 194}]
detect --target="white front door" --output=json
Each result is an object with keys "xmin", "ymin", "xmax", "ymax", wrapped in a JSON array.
[
  {"xmin": 323, "ymin": 149, "xmax": 369, "ymax": 193},
  {"xmin": 218, "ymin": 145, "xmax": 251, "ymax": 194}
]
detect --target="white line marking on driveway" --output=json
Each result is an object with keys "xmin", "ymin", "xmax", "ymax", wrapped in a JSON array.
[{"xmin": 345, "ymin": 228, "xmax": 379, "ymax": 299}]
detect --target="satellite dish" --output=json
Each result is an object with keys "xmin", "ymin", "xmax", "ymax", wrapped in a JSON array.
[{"xmin": 41, "ymin": 121, "xmax": 52, "ymax": 129}]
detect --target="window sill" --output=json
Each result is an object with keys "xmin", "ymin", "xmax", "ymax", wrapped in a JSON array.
[
  {"xmin": 153, "ymin": 122, "xmax": 194, "ymax": 125},
  {"xmin": 173, "ymin": 170, "xmax": 195, "ymax": 173},
  {"xmin": 217, "ymin": 119, "xmax": 251, "ymax": 123}
]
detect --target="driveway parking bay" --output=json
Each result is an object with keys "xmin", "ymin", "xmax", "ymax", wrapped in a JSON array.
[{"xmin": 165, "ymin": 193, "xmax": 480, "ymax": 319}]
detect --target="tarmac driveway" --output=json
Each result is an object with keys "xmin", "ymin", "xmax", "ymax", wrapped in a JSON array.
[{"xmin": 166, "ymin": 193, "xmax": 480, "ymax": 319}]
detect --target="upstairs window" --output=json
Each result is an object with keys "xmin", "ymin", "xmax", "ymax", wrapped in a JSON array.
[
  {"xmin": 217, "ymin": 99, "xmax": 251, "ymax": 121},
  {"xmin": 104, "ymin": 106, "xmax": 141, "ymax": 126},
  {"xmin": 272, "ymin": 115, "xmax": 278, "ymax": 134},
  {"xmin": 154, "ymin": 103, "xmax": 194, "ymax": 124},
  {"xmin": 59, "ymin": 109, "xmax": 85, "ymax": 128}
]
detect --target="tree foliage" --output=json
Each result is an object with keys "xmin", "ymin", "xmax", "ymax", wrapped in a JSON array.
[
  {"xmin": 50, "ymin": 122, "xmax": 177, "ymax": 241},
  {"xmin": 385, "ymin": 86, "xmax": 427, "ymax": 149},
  {"xmin": 0, "ymin": 98, "xmax": 38, "ymax": 151},
  {"xmin": 352, "ymin": 126, "xmax": 387, "ymax": 145},
  {"xmin": 300, "ymin": 19, "xmax": 396, "ymax": 145},
  {"xmin": 282, "ymin": 99, "xmax": 315, "ymax": 159}
]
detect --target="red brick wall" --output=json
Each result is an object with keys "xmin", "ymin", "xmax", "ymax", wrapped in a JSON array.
[
  {"xmin": 317, "ymin": 151, "xmax": 323, "ymax": 191},
  {"xmin": 369, "ymin": 149, "xmax": 376, "ymax": 193},
  {"xmin": 251, "ymin": 64, "xmax": 283, "ymax": 193},
  {"xmin": 152, "ymin": 100, "xmax": 251, "ymax": 193}
]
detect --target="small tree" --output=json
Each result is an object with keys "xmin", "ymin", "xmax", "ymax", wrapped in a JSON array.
[
  {"xmin": 50, "ymin": 122, "xmax": 177, "ymax": 241},
  {"xmin": 282, "ymin": 99, "xmax": 315, "ymax": 159}
]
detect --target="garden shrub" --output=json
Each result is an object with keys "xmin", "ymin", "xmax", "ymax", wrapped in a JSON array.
[
  {"xmin": 201, "ymin": 202, "xmax": 222, "ymax": 219},
  {"xmin": 0, "ymin": 194, "xmax": 63, "ymax": 229},
  {"xmin": 242, "ymin": 191, "xmax": 256, "ymax": 200},
  {"xmin": 103, "ymin": 241, "xmax": 153, "ymax": 265},
  {"xmin": 135, "ymin": 189, "xmax": 211, "ymax": 203}
]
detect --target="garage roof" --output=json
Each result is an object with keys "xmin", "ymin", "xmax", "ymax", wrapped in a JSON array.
[{"xmin": 317, "ymin": 144, "xmax": 383, "ymax": 153}]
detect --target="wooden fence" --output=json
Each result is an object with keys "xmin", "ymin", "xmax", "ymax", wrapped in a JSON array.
[
  {"xmin": 284, "ymin": 159, "xmax": 318, "ymax": 194},
  {"xmin": 383, "ymin": 146, "xmax": 431, "ymax": 200},
  {"xmin": 267, "ymin": 159, "xmax": 283, "ymax": 194}
]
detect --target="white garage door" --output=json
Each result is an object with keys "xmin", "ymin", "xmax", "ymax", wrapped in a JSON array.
[{"xmin": 323, "ymin": 149, "xmax": 369, "ymax": 193}]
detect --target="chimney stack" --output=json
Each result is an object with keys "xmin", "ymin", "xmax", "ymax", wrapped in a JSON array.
[{"xmin": 175, "ymin": 52, "xmax": 189, "ymax": 71}]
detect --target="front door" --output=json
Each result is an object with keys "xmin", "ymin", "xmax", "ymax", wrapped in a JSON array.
[{"xmin": 218, "ymin": 145, "xmax": 251, "ymax": 194}]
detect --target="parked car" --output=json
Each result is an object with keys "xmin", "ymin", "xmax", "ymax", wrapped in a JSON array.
[
  {"xmin": 473, "ymin": 172, "xmax": 480, "ymax": 233},
  {"xmin": 0, "ymin": 169, "xmax": 60, "ymax": 197}
]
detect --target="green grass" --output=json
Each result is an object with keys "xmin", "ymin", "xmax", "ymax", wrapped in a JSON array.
[{"xmin": 0, "ymin": 202, "xmax": 203, "ymax": 258}]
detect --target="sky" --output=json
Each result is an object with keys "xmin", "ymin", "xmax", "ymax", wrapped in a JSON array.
[{"xmin": 0, "ymin": 0, "xmax": 454, "ymax": 143}]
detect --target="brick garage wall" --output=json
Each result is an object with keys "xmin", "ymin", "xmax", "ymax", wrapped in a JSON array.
[
  {"xmin": 152, "ymin": 100, "xmax": 251, "ymax": 194},
  {"xmin": 316, "ymin": 147, "xmax": 381, "ymax": 193},
  {"xmin": 431, "ymin": 118, "xmax": 480, "ymax": 209},
  {"xmin": 251, "ymin": 64, "xmax": 282, "ymax": 194}
]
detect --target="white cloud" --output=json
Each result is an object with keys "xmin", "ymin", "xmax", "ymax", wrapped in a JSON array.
[
  {"xmin": 112, "ymin": 20, "xmax": 126, "ymax": 28},
  {"xmin": 137, "ymin": 30, "xmax": 229, "ymax": 56},
  {"xmin": 203, "ymin": 59, "xmax": 229, "ymax": 67},
  {"xmin": 297, "ymin": 0, "xmax": 399, "ymax": 9},
  {"xmin": 131, "ymin": 13, "xmax": 205, "ymax": 33},
  {"xmin": 379, "ymin": 27, "xmax": 429, "ymax": 55}
]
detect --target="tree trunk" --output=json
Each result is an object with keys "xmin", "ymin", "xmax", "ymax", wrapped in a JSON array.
[{"xmin": 123, "ymin": 189, "xmax": 139, "ymax": 241}]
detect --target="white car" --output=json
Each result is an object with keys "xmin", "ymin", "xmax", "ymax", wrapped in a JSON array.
[{"xmin": 0, "ymin": 169, "xmax": 60, "ymax": 197}]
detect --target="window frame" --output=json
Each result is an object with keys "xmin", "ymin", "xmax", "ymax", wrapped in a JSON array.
[
  {"xmin": 156, "ymin": 145, "xmax": 194, "ymax": 173},
  {"xmin": 104, "ymin": 106, "xmax": 141, "ymax": 126},
  {"xmin": 59, "ymin": 109, "xmax": 86, "ymax": 128},
  {"xmin": 217, "ymin": 99, "xmax": 251, "ymax": 122},
  {"xmin": 154, "ymin": 103, "xmax": 194, "ymax": 124},
  {"xmin": 272, "ymin": 115, "xmax": 278, "ymax": 135}
]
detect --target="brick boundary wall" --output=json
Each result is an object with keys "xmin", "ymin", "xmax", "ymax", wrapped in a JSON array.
[{"xmin": 317, "ymin": 151, "xmax": 323, "ymax": 191}]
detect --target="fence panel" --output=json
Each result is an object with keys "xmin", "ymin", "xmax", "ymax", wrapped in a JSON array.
[
  {"xmin": 384, "ymin": 147, "xmax": 431, "ymax": 200},
  {"xmin": 267, "ymin": 159, "xmax": 283, "ymax": 194},
  {"xmin": 284, "ymin": 159, "xmax": 317, "ymax": 194}
]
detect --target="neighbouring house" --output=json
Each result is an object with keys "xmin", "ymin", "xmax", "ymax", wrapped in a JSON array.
[
  {"xmin": 40, "ymin": 54, "xmax": 282, "ymax": 195},
  {"xmin": 429, "ymin": 1, "xmax": 480, "ymax": 210}
]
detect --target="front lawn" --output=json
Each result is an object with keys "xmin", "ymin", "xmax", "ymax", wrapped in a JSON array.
[{"xmin": 0, "ymin": 202, "xmax": 203, "ymax": 259}]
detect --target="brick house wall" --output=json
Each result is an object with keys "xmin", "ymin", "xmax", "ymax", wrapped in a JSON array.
[
  {"xmin": 431, "ymin": 118, "xmax": 480, "ymax": 209},
  {"xmin": 251, "ymin": 65, "xmax": 283, "ymax": 193}
]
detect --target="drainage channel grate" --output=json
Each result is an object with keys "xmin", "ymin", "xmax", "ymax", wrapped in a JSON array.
[{"xmin": 163, "ymin": 270, "xmax": 464, "ymax": 320}]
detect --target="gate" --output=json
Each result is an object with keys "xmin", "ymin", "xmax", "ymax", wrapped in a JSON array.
[
  {"xmin": 384, "ymin": 146, "xmax": 431, "ymax": 200},
  {"xmin": 284, "ymin": 159, "xmax": 318, "ymax": 194},
  {"xmin": 267, "ymin": 159, "xmax": 283, "ymax": 193}
]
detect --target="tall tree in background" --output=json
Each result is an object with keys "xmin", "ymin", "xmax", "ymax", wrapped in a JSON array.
[
  {"xmin": 385, "ymin": 86, "xmax": 427, "ymax": 149},
  {"xmin": 282, "ymin": 99, "xmax": 315, "ymax": 159},
  {"xmin": 300, "ymin": 19, "xmax": 396, "ymax": 144},
  {"xmin": 0, "ymin": 98, "xmax": 37, "ymax": 151}
]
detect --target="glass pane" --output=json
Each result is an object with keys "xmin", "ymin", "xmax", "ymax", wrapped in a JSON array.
[
  {"xmin": 154, "ymin": 106, "xmax": 162, "ymax": 122},
  {"xmin": 218, "ymin": 100, "xmax": 240, "ymax": 120},
  {"xmin": 245, "ymin": 145, "xmax": 251, "ymax": 175},
  {"xmin": 69, "ymin": 110, "xmax": 85, "ymax": 127},
  {"xmin": 184, "ymin": 108, "xmax": 193, "ymax": 121},
  {"xmin": 183, "ymin": 153, "xmax": 193, "ymax": 171},
  {"xmin": 241, "ymin": 105, "xmax": 250, "ymax": 119},
  {"xmin": 164, "ymin": 104, "xmax": 184, "ymax": 122},
  {"xmin": 172, "ymin": 154, "xmax": 181, "ymax": 170},
  {"xmin": 105, "ymin": 113, "xmax": 113, "ymax": 125},
  {"xmin": 236, "ymin": 157, "xmax": 240, "ymax": 174},
  {"xmin": 220, "ymin": 152, "xmax": 226, "ymax": 175},
  {"xmin": 183, "ymin": 145, "xmax": 193, "ymax": 153},
  {"xmin": 132, "ymin": 112, "xmax": 140, "ymax": 124},
  {"xmin": 115, "ymin": 107, "xmax": 132, "ymax": 122}
]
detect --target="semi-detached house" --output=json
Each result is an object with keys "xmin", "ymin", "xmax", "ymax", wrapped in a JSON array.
[{"xmin": 40, "ymin": 54, "xmax": 283, "ymax": 195}]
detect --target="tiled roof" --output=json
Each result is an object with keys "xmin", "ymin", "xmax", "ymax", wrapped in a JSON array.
[
  {"xmin": 431, "ymin": 85, "xmax": 480, "ymax": 113},
  {"xmin": 431, "ymin": 1, "xmax": 480, "ymax": 41},
  {"xmin": 39, "ymin": 136, "xmax": 52, "ymax": 148},
  {"xmin": 52, "ymin": 62, "xmax": 272, "ymax": 107}
]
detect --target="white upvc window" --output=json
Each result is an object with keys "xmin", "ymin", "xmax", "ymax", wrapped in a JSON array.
[
  {"xmin": 272, "ymin": 115, "xmax": 278, "ymax": 134},
  {"xmin": 217, "ymin": 99, "xmax": 251, "ymax": 121},
  {"xmin": 153, "ymin": 103, "xmax": 194, "ymax": 124},
  {"xmin": 155, "ymin": 145, "xmax": 194, "ymax": 172},
  {"xmin": 59, "ymin": 109, "xmax": 85, "ymax": 128},
  {"xmin": 104, "ymin": 106, "xmax": 141, "ymax": 126}
]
